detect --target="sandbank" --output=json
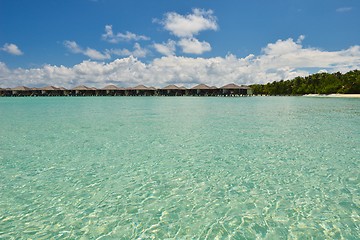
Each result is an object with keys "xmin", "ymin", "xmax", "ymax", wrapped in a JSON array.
[{"xmin": 303, "ymin": 94, "xmax": 360, "ymax": 98}]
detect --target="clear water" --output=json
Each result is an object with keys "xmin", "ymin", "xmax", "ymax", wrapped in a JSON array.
[{"xmin": 0, "ymin": 96, "xmax": 359, "ymax": 239}]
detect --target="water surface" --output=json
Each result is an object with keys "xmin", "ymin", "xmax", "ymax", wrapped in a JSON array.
[{"xmin": 0, "ymin": 96, "xmax": 359, "ymax": 239}]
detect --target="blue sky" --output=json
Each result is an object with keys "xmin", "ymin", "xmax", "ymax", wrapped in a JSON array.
[{"xmin": 0, "ymin": 0, "xmax": 359, "ymax": 88}]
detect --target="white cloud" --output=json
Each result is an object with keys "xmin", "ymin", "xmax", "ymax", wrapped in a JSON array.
[
  {"xmin": 1, "ymin": 43, "xmax": 24, "ymax": 55},
  {"xmin": 108, "ymin": 43, "xmax": 148, "ymax": 58},
  {"xmin": 262, "ymin": 38, "xmax": 303, "ymax": 56},
  {"xmin": 336, "ymin": 7, "xmax": 352, "ymax": 13},
  {"xmin": 153, "ymin": 40, "xmax": 177, "ymax": 56},
  {"xmin": 102, "ymin": 25, "xmax": 150, "ymax": 43},
  {"xmin": 83, "ymin": 48, "xmax": 111, "ymax": 60},
  {"xmin": 63, "ymin": 40, "xmax": 82, "ymax": 53},
  {"xmin": 296, "ymin": 35, "xmax": 305, "ymax": 44},
  {"xmin": 64, "ymin": 40, "xmax": 110, "ymax": 60},
  {"xmin": 259, "ymin": 38, "xmax": 360, "ymax": 70},
  {"xmin": 2, "ymin": 37, "xmax": 359, "ymax": 88},
  {"xmin": 178, "ymin": 38, "xmax": 211, "ymax": 54},
  {"xmin": 158, "ymin": 8, "xmax": 218, "ymax": 37}
]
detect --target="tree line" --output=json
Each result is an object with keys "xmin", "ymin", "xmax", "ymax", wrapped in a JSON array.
[{"xmin": 250, "ymin": 70, "xmax": 360, "ymax": 95}]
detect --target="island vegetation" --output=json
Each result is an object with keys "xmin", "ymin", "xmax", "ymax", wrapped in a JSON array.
[{"xmin": 250, "ymin": 70, "xmax": 360, "ymax": 95}]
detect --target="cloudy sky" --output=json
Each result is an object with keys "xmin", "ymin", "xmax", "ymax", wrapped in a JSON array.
[{"xmin": 0, "ymin": 0, "xmax": 359, "ymax": 88}]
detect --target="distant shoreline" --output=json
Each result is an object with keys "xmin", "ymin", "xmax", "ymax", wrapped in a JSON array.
[{"xmin": 303, "ymin": 94, "xmax": 360, "ymax": 98}]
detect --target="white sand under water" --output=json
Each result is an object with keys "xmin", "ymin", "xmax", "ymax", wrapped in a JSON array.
[{"xmin": 304, "ymin": 94, "xmax": 360, "ymax": 98}]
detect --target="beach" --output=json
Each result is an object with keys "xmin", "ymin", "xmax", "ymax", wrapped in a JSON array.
[{"xmin": 304, "ymin": 94, "xmax": 360, "ymax": 98}]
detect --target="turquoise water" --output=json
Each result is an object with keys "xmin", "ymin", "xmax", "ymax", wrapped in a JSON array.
[{"xmin": 0, "ymin": 96, "xmax": 359, "ymax": 239}]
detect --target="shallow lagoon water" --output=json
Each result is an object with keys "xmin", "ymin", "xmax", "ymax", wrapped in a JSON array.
[{"xmin": 0, "ymin": 96, "xmax": 359, "ymax": 239}]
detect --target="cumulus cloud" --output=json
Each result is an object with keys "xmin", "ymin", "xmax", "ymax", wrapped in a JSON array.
[
  {"xmin": 158, "ymin": 8, "xmax": 218, "ymax": 37},
  {"xmin": 2, "ymin": 37, "xmax": 359, "ymax": 88},
  {"xmin": 108, "ymin": 43, "xmax": 148, "ymax": 58},
  {"xmin": 64, "ymin": 40, "xmax": 110, "ymax": 60},
  {"xmin": 178, "ymin": 38, "xmax": 211, "ymax": 54},
  {"xmin": 259, "ymin": 37, "xmax": 360, "ymax": 70},
  {"xmin": 102, "ymin": 25, "xmax": 150, "ymax": 43},
  {"xmin": 1, "ymin": 43, "xmax": 24, "ymax": 55},
  {"xmin": 153, "ymin": 40, "xmax": 177, "ymax": 56}
]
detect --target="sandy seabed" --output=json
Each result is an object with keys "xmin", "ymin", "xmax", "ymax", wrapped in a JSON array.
[{"xmin": 304, "ymin": 94, "xmax": 360, "ymax": 98}]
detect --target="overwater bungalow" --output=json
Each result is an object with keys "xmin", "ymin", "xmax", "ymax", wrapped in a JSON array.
[
  {"xmin": 1, "ymin": 84, "xmax": 253, "ymax": 97},
  {"xmin": 31, "ymin": 87, "xmax": 43, "ymax": 96},
  {"xmin": 210, "ymin": 86, "xmax": 221, "ymax": 96},
  {"xmin": 0, "ymin": 88, "xmax": 12, "ymax": 96},
  {"xmin": 102, "ymin": 85, "xmax": 125, "ymax": 96},
  {"xmin": 11, "ymin": 86, "xmax": 33, "ymax": 96},
  {"xmin": 241, "ymin": 85, "xmax": 253, "ymax": 95},
  {"xmin": 159, "ymin": 84, "xmax": 186, "ymax": 96},
  {"xmin": 58, "ymin": 87, "xmax": 71, "ymax": 96},
  {"xmin": 148, "ymin": 87, "xmax": 158, "ymax": 96},
  {"xmin": 190, "ymin": 84, "xmax": 216, "ymax": 96},
  {"xmin": 127, "ymin": 85, "xmax": 155, "ymax": 96},
  {"xmin": 90, "ymin": 87, "xmax": 104, "ymax": 96},
  {"xmin": 220, "ymin": 83, "xmax": 252, "ymax": 96},
  {"xmin": 147, "ymin": 86, "xmax": 157, "ymax": 92},
  {"xmin": 72, "ymin": 85, "xmax": 96, "ymax": 96},
  {"xmin": 40, "ymin": 86, "xmax": 64, "ymax": 96}
]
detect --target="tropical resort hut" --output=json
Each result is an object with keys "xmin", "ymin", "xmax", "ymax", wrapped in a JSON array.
[
  {"xmin": 220, "ymin": 83, "xmax": 252, "ymax": 96},
  {"xmin": 71, "ymin": 85, "xmax": 96, "ymax": 96},
  {"xmin": 0, "ymin": 88, "xmax": 12, "ymax": 97},
  {"xmin": 190, "ymin": 84, "xmax": 215, "ymax": 96},
  {"xmin": 89, "ymin": 87, "xmax": 103, "ymax": 96},
  {"xmin": 101, "ymin": 84, "xmax": 125, "ymax": 96},
  {"xmin": 220, "ymin": 83, "xmax": 240, "ymax": 96},
  {"xmin": 159, "ymin": 84, "xmax": 186, "ymax": 96},
  {"xmin": 58, "ymin": 87, "xmax": 70, "ymax": 96},
  {"xmin": 40, "ymin": 86, "xmax": 64, "ymax": 96},
  {"xmin": 179, "ymin": 86, "xmax": 189, "ymax": 95},
  {"xmin": 11, "ymin": 86, "xmax": 33, "ymax": 96},
  {"xmin": 147, "ymin": 87, "xmax": 158, "ymax": 96},
  {"xmin": 33, "ymin": 87, "xmax": 43, "ymax": 96},
  {"xmin": 241, "ymin": 85, "xmax": 253, "ymax": 95},
  {"xmin": 210, "ymin": 86, "xmax": 221, "ymax": 96},
  {"xmin": 126, "ymin": 85, "xmax": 155, "ymax": 96}
]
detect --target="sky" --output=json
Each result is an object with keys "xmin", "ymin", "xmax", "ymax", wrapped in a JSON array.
[{"xmin": 0, "ymin": 0, "xmax": 359, "ymax": 88}]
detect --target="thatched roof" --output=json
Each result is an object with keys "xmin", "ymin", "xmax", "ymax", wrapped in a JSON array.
[
  {"xmin": 191, "ymin": 84, "xmax": 211, "ymax": 90},
  {"xmin": 131, "ymin": 85, "xmax": 149, "ymax": 90},
  {"xmin": 162, "ymin": 84, "xmax": 180, "ymax": 90},
  {"xmin": 179, "ymin": 86, "xmax": 187, "ymax": 90},
  {"xmin": 102, "ymin": 84, "xmax": 122, "ymax": 90},
  {"xmin": 221, "ymin": 83, "xmax": 241, "ymax": 89},
  {"xmin": 210, "ymin": 86, "xmax": 218, "ymax": 89},
  {"xmin": 89, "ymin": 87, "xmax": 97, "ymax": 90},
  {"xmin": 240, "ymin": 85, "xmax": 251, "ymax": 89},
  {"xmin": 11, "ymin": 86, "xmax": 31, "ymax": 91},
  {"xmin": 221, "ymin": 83, "xmax": 252, "ymax": 90},
  {"xmin": 40, "ymin": 86, "xmax": 59, "ymax": 91},
  {"xmin": 147, "ymin": 87, "xmax": 157, "ymax": 91},
  {"xmin": 72, "ymin": 85, "xmax": 90, "ymax": 90},
  {"xmin": 57, "ymin": 87, "xmax": 67, "ymax": 90}
]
